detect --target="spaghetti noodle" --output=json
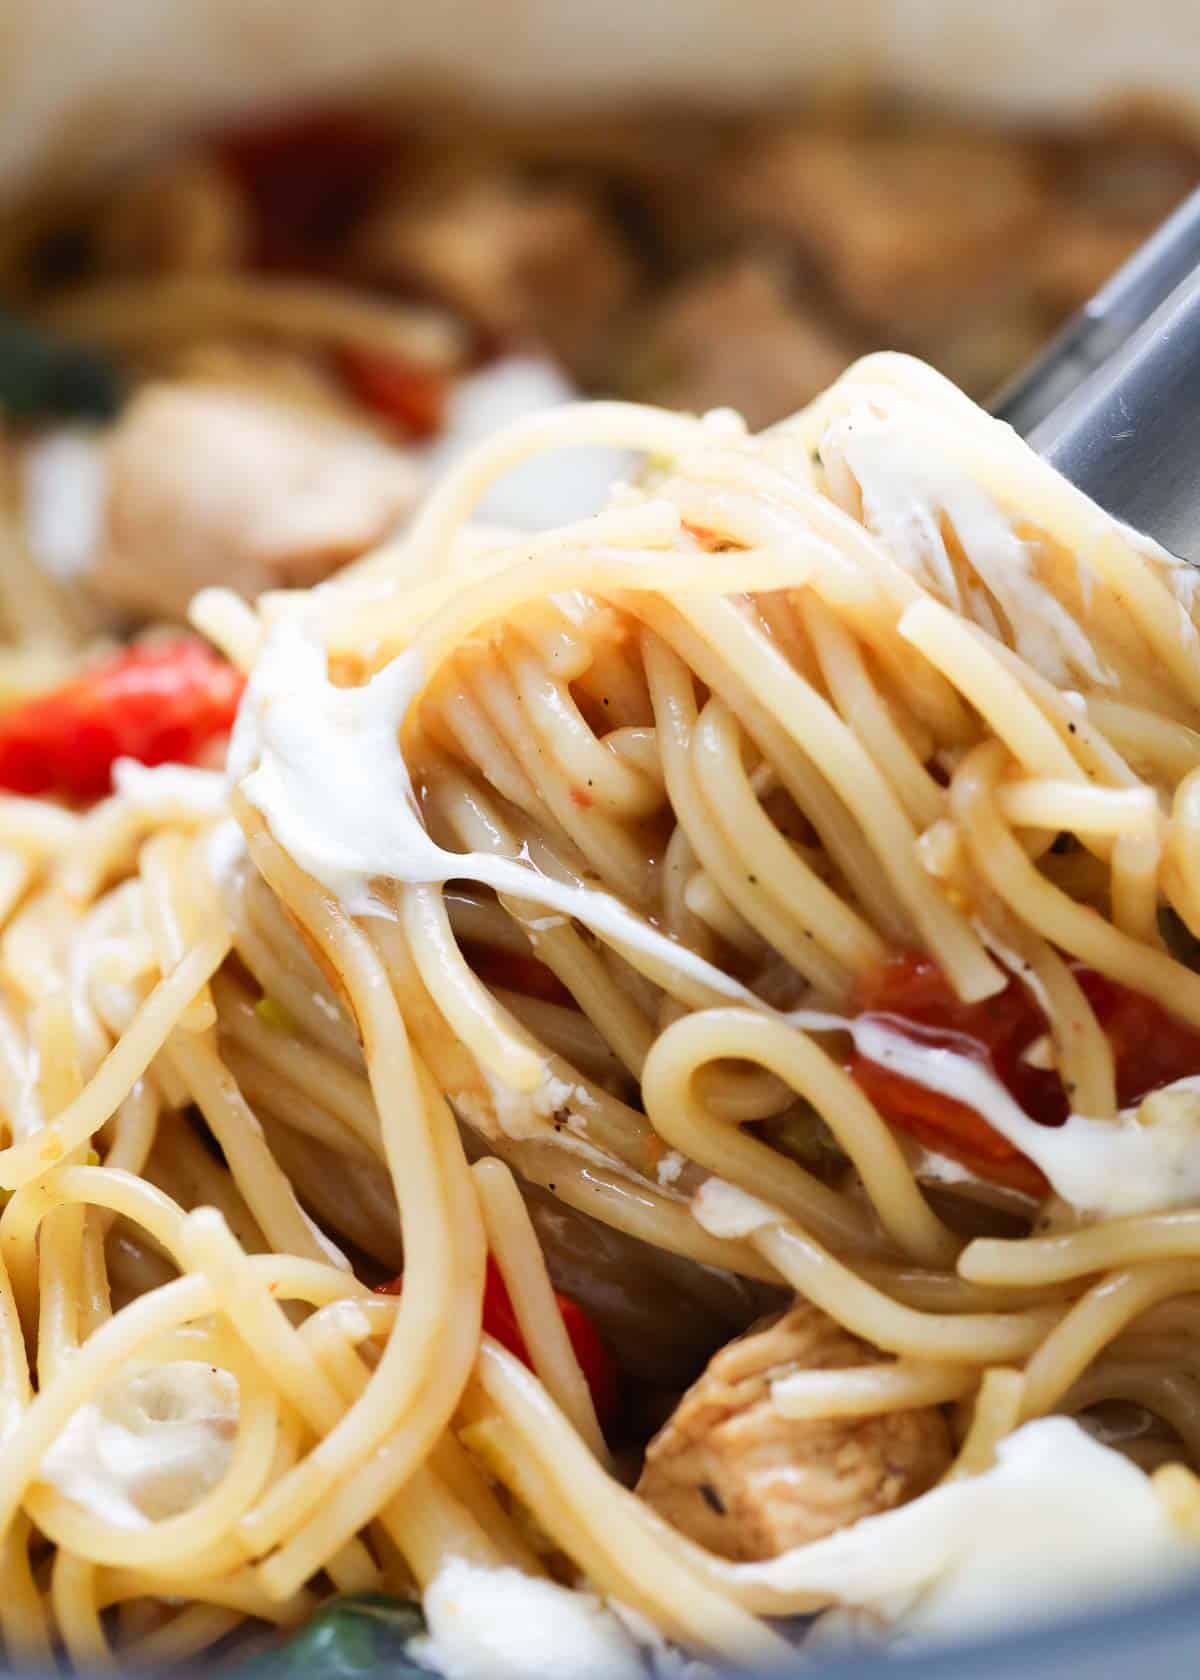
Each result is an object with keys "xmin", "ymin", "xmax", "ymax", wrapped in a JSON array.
[{"xmin": 1, "ymin": 354, "xmax": 1200, "ymax": 1666}]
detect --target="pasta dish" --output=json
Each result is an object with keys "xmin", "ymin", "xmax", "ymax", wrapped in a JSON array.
[{"xmin": 0, "ymin": 350, "xmax": 1199, "ymax": 1671}]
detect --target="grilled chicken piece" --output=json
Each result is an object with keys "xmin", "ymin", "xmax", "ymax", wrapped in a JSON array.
[
  {"xmin": 354, "ymin": 175, "xmax": 638, "ymax": 377},
  {"xmin": 629, "ymin": 258, "xmax": 856, "ymax": 429},
  {"xmin": 92, "ymin": 383, "xmax": 424, "ymax": 619},
  {"xmin": 637, "ymin": 1301, "xmax": 952, "ymax": 1562},
  {"xmin": 715, "ymin": 128, "xmax": 1045, "ymax": 338}
]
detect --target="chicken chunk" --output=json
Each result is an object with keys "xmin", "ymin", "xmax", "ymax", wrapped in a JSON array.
[
  {"xmin": 629, "ymin": 259, "xmax": 856, "ymax": 428},
  {"xmin": 637, "ymin": 1301, "xmax": 952, "ymax": 1562},
  {"xmin": 715, "ymin": 128, "xmax": 1045, "ymax": 338},
  {"xmin": 92, "ymin": 383, "xmax": 423, "ymax": 620},
  {"xmin": 354, "ymin": 175, "xmax": 638, "ymax": 377}
]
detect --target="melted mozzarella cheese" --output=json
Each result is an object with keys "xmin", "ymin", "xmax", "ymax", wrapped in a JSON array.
[
  {"xmin": 456, "ymin": 1070, "xmax": 582, "ymax": 1141},
  {"xmin": 21, "ymin": 426, "xmax": 107, "ymax": 580},
  {"xmin": 413, "ymin": 1560, "xmax": 646, "ymax": 1680},
  {"xmin": 38, "ymin": 1361, "xmax": 238, "ymax": 1529},
  {"xmin": 112, "ymin": 757, "xmax": 227, "ymax": 822},
  {"xmin": 691, "ymin": 1177, "xmax": 781, "ymax": 1239},
  {"xmin": 232, "ymin": 613, "xmax": 751, "ymax": 1004},
  {"xmin": 655, "ymin": 1150, "xmax": 687, "ymax": 1187},
  {"xmin": 821, "ymin": 406, "xmax": 1106, "ymax": 686},
  {"xmin": 750, "ymin": 1418, "xmax": 1199, "ymax": 1645}
]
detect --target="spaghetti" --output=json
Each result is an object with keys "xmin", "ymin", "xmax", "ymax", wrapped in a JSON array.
[{"xmin": 1, "ymin": 354, "xmax": 1200, "ymax": 1666}]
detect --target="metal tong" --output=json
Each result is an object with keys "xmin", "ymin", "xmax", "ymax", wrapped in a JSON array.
[{"xmin": 991, "ymin": 186, "xmax": 1200, "ymax": 564}]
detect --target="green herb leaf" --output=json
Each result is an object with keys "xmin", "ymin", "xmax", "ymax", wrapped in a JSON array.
[{"xmin": 226, "ymin": 1596, "xmax": 432, "ymax": 1680}]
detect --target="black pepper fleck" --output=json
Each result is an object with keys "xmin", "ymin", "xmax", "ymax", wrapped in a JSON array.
[{"xmin": 699, "ymin": 1483, "xmax": 726, "ymax": 1516}]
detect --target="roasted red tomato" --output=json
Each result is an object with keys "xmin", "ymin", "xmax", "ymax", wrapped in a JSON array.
[
  {"xmin": 459, "ymin": 942, "xmax": 574, "ymax": 1009},
  {"xmin": 1073, "ymin": 967, "xmax": 1200, "ymax": 1109},
  {"xmin": 377, "ymin": 1256, "xmax": 617, "ymax": 1425},
  {"xmin": 0, "ymin": 639, "xmax": 244, "ymax": 802},
  {"xmin": 848, "ymin": 953, "xmax": 1200, "ymax": 1192},
  {"xmin": 335, "ymin": 347, "xmax": 449, "ymax": 440},
  {"xmin": 218, "ymin": 110, "xmax": 394, "ymax": 272}
]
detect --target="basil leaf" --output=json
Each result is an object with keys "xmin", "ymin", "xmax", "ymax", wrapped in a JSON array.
[
  {"xmin": 227, "ymin": 1594, "xmax": 433, "ymax": 1680},
  {"xmin": 0, "ymin": 309, "xmax": 124, "ymax": 422}
]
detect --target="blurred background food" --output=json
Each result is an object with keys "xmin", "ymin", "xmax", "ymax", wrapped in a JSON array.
[
  {"xmin": 0, "ymin": 4, "xmax": 1198, "ymax": 703},
  {"xmin": 11, "ymin": 95, "xmax": 1200, "ymax": 425}
]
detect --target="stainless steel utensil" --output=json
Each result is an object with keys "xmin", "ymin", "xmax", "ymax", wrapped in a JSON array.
[
  {"xmin": 992, "ymin": 185, "xmax": 1200, "ymax": 564},
  {"xmin": 1026, "ymin": 265, "xmax": 1200, "ymax": 564},
  {"xmin": 993, "ymin": 186, "xmax": 1200, "ymax": 436}
]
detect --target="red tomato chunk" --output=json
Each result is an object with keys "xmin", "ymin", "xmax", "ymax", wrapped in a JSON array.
[
  {"xmin": 218, "ymin": 111, "xmax": 394, "ymax": 273},
  {"xmin": 0, "ymin": 639, "xmax": 244, "ymax": 802},
  {"xmin": 335, "ymin": 346, "xmax": 449, "ymax": 440},
  {"xmin": 377, "ymin": 1256, "xmax": 617, "ymax": 1425},
  {"xmin": 848, "ymin": 953, "xmax": 1200, "ymax": 1192},
  {"xmin": 460, "ymin": 942, "xmax": 574, "ymax": 1009}
]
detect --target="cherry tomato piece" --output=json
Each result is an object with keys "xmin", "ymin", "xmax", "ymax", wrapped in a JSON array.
[
  {"xmin": 848, "ymin": 952, "xmax": 1200, "ymax": 1190},
  {"xmin": 218, "ymin": 111, "xmax": 394, "ymax": 273},
  {"xmin": 0, "ymin": 639, "xmax": 244, "ymax": 802},
  {"xmin": 459, "ymin": 943, "xmax": 574, "ymax": 1009},
  {"xmin": 335, "ymin": 346, "xmax": 448, "ymax": 440},
  {"xmin": 377, "ymin": 1257, "xmax": 617, "ymax": 1425}
]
